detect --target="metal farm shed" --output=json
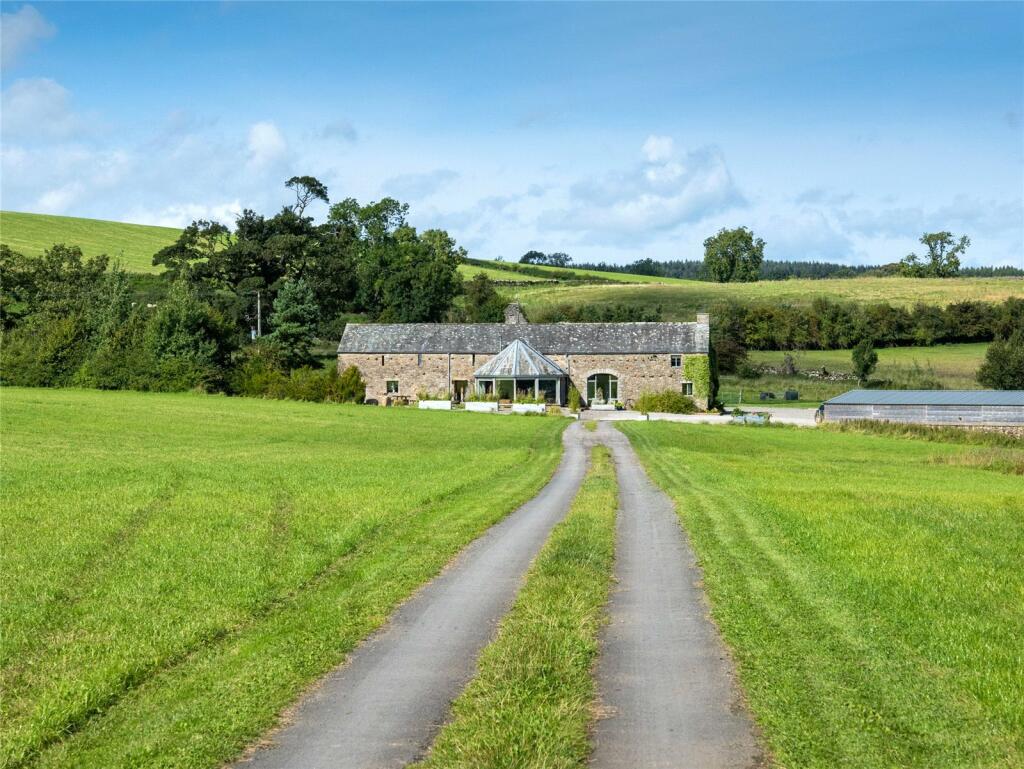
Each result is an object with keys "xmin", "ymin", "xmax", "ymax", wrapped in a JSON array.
[{"xmin": 821, "ymin": 390, "xmax": 1024, "ymax": 426}]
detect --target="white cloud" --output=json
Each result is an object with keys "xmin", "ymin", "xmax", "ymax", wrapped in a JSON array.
[
  {"xmin": 321, "ymin": 119, "xmax": 358, "ymax": 142},
  {"xmin": 761, "ymin": 208, "xmax": 854, "ymax": 261},
  {"xmin": 381, "ymin": 169, "xmax": 459, "ymax": 200},
  {"xmin": 1, "ymin": 77, "xmax": 81, "ymax": 140},
  {"xmin": 37, "ymin": 181, "xmax": 85, "ymax": 213},
  {"xmin": 541, "ymin": 140, "xmax": 744, "ymax": 243},
  {"xmin": 1, "ymin": 5, "xmax": 55, "ymax": 69},
  {"xmin": 125, "ymin": 200, "xmax": 244, "ymax": 228},
  {"xmin": 247, "ymin": 121, "xmax": 287, "ymax": 170},
  {"xmin": 642, "ymin": 134, "xmax": 674, "ymax": 163}
]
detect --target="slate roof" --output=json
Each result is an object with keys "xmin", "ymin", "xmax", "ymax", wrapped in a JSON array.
[
  {"xmin": 473, "ymin": 339, "xmax": 566, "ymax": 378},
  {"xmin": 338, "ymin": 321, "xmax": 709, "ymax": 355},
  {"xmin": 824, "ymin": 390, "xmax": 1024, "ymax": 407}
]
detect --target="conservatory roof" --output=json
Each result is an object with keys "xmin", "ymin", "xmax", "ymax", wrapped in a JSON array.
[{"xmin": 473, "ymin": 338, "xmax": 566, "ymax": 378}]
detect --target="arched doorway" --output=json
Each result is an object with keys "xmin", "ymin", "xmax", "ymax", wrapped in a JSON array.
[{"xmin": 587, "ymin": 373, "xmax": 618, "ymax": 404}]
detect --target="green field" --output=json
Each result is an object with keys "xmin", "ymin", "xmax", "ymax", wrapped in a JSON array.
[
  {"xmin": 720, "ymin": 342, "xmax": 990, "ymax": 406},
  {"xmin": 0, "ymin": 211, "xmax": 181, "ymax": 274},
  {"xmin": 0, "ymin": 389, "xmax": 566, "ymax": 769},
  {"xmin": 508, "ymin": 277, "xmax": 1024, "ymax": 320},
  {"xmin": 415, "ymin": 445, "xmax": 617, "ymax": 769},
  {"xmin": 467, "ymin": 258, "xmax": 691, "ymax": 285},
  {"xmin": 457, "ymin": 263, "xmax": 552, "ymax": 283},
  {"xmin": 619, "ymin": 421, "xmax": 1024, "ymax": 769}
]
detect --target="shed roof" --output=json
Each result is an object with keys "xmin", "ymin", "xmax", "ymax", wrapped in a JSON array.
[
  {"xmin": 473, "ymin": 339, "xmax": 566, "ymax": 378},
  {"xmin": 338, "ymin": 321, "xmax": 708, "ymax": 355},
  {"xmin": 824, "ymin": 390, "xmax": 1024, "ymax": 407}
]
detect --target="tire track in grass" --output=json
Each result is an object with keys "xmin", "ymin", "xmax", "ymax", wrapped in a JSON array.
[
  {"xmin": 7, "ymin": 430, "xmax": 557, "ymax": 769},
  {"xmin": 2, "ymin": 474, "xmax": 184, "ymax": 700},
  {"xmin": 411, "ymin": 445, "xmax": 617, "ymax": 769},
  {"xmin": 630, "ymin": 426, "xmax": 1019, "ymax": 768},
  {"xmin": 23, "ymin": 424, "xmax": 567, "ymax": 769},
  {"xmin": 682, "ymin": 468, "xmax": 1016, "ymax": 765}
]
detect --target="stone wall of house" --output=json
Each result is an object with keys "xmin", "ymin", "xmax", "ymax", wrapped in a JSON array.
[{"xmin": 338, "ymin": 351, "xmax": 706, "ymax": 408}]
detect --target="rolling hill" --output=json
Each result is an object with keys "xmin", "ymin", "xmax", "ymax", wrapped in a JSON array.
[
  {"xmin": 0, "ymin": 211, "xmax": 181, "ymax": 273},
  {"xmin": 3, "ymin": 211, "xmax": 1020, "ymax": 320}
]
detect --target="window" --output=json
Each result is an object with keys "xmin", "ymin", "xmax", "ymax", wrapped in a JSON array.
[
  {"xmin": 380, "ymin": 355, "xmax": 385, "ymax": 366},
  {"xmin": 670, "ymin": 355, "xmax": 681, "ymax": 368},
  {"xmin": 417, "ymin": 353, "xmax": 423, "ymax": 366},
  {"xmin": 386, "ymin": 380, "xmax": 399, "ymax": 394},
  {"xmin": 682, "ymin": 382, "xmax": 693, "ymax": 396},
  {"xmin": 586, "ymin": 373, "xmax": 618, "ymax": 403},
  {"xmin": 471, "ymin": 354, "xmax": 476, "ymax": 365}
]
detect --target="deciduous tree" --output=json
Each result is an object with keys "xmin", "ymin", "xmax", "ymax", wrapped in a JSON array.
[{"xmin": 703, "ymin": 227, "xmax": 764, "ymax": 283}]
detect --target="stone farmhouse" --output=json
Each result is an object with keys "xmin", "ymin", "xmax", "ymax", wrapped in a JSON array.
[{"xmin": 337, "ymin": 304, "xmax": 711, "ymax": 408}]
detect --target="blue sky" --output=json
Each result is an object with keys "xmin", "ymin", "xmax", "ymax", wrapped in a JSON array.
[{"xmin": 2, "ymin": 2, "xmax": 1022, "ymax": 266}]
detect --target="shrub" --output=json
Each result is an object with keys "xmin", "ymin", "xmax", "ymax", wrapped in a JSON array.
[
  {"xmin": 568, "ymin": 386, "xmax": 581, "ymax": 413},
  {"xmin": 977, "ymin": 331, "xmax": 1024, "ymax": 390},
  {"xmin": 336, "ymin": 365, "xmax": 366, "ymax": 403},
  {"xmin": 851, "ymin": 339, "xmax": 878, "ymax": 385},
  {"xmin": 635, "ymin": 390, "xmax": 698, "ymax": 415},
  {"xmin": 229, "ymin": 344, "xmax": 287, "ymax": 397}
]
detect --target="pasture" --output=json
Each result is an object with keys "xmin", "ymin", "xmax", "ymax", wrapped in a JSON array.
[
  {"xmin": 720, "ymin": 342, "xmax": 990, "ymax": 406},
  {"xmin": 508, "ymin": 276, "xmax": 1024, "ymax": 320},
  {"xmin": 0, "ymin": 388, "xmax": 565, "ymax": 768},
  {"xmin": 619, "ymin": 421, "xmax": 1024, "ymax": 769},
  {"xmin": 0, "ymin": 211, "xmax": 180, "ymax": 274}
]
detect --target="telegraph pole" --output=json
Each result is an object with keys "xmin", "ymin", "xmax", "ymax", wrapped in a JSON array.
[{"xmin": 256, "ymin": 290, "xmax": 262, "ymax": 337}]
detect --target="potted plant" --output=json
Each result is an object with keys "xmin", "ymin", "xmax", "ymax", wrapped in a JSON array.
[
  {"xmin": 512, "ymin": 392, "xmax": 546, "ymax": 415},
  {"xmin": 465, "ymin": 391, "xmax": 499, "ymax": 413},
  {"xmin": 417, "ymin": 390, "xmax": 452, "ymax": 410}
]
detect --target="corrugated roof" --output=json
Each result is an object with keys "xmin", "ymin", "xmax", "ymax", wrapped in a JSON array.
[
  {"xmin": 473, "ymin": 339, "xmax": 566, "ymax": 378},
  {"xmin": 824, "ymin": 390, "xmax": 1024, "ymax": 407},
  {"xmin": 338, "ymin": 321, "xmax": 708, "ymax": 355}
]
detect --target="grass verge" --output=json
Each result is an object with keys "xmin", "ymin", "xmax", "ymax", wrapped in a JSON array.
[
  {"xmin": 617, "ymin": 421, "xmax": 1023, "ymax": 769},
  {"xmin": 1, "ymin": 388, "xmax": 566, "ymax": 769},
  {"xmin": 413, "ymin": 445, "xmax": 618, "ymax": 769}
]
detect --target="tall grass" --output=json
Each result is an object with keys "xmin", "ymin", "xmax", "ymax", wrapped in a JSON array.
[
  {"xmin": 0, "ymin": 388, "xmax": 566, "ymax": 768},
  {"xmin": 414, "ymin": 446, "xmax": 617, "ymax": 769},
  {"xmin": 618, "ymin": 421, "xmax": 1023, "ymax": 769}
]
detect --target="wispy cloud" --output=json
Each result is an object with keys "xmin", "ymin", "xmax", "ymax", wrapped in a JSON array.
[
  {"xmin": 540, "ymin": 139, "xmax": 745, "ymax": 243},
  {"xmin": 381, "ymin": 169, "xmax": 459, "ymax": 200},
  {"xmin": 1, "ymin": 5, "xmax": 55, "ymax": 69}
]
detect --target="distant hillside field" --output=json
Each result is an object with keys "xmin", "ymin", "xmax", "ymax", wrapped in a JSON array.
[
  {"xmin": 2, "ymin": 212, "xmax": 1020, "ymax": 316},
  {"xmin": 507, "ymin": 276, "xmax": 1024, "ymax": 320},
  {"xmin": 0, "ymin": 211, "xmax": 181, "ymax": 273}
]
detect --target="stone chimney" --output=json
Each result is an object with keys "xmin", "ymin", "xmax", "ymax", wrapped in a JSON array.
[
  {"xmin": 696, "ymin": 312, "xmax": 710, "ymax": 325},
  {"xmin": 504, "ymin": 302, "xmax": 527, "ymax": 325}
]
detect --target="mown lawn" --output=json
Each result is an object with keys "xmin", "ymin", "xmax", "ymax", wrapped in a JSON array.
[
  {"xmin": 0, "ymin": 388, "xmax": 566, "ymax": 769},
  {"xmin": 414, "ymin": 445, "xmax": 617, "ymax": 769},
  {"xmin": 618, "ymin": 421, "xmax": 1023, "ymax": 769},
  {"xmin": 509, "ymin": 277, "xmax": 1024, "ymax": 320},
  {"xmin": 0, "ymin": 211, "xmax": 181, "ymax": 274}
]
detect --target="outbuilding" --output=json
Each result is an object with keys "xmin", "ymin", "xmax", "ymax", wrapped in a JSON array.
[{"xmin": 820, "ymin": 390, "xmax": 1024, "ymax": 426}]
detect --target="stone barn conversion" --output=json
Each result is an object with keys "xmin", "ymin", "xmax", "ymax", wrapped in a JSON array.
[
  {"xmin": 821, "ymin": 390, "xmax": 1024, "ymax": 428},
  {"xmin": 337, "ymin": 303, "xmax": 711, "ymax": 408}
]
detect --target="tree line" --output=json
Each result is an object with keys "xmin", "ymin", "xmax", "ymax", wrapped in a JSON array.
[
  {"xmin": 0, "ymin": 177, "xmax": 511, "ymax": 397},
  {"xmin": 711, "ymin": 296, "xmax": 1024, "ymax": 373}
]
